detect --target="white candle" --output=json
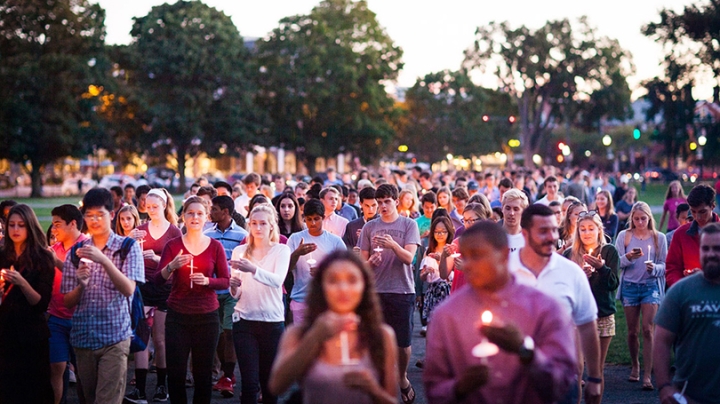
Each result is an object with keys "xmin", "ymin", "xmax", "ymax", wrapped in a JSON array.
[
  {"xmin": 189, "ymin": 257, "xmax": 195, "ymax": 289},
  {"xmin": 473, "ymin": 310, "xmax": 500, "ymax": 361},
  {"xmin": 307, "ymin": 254, "xmax": 316, "ymax": 267},
  {"xmin": 340, "ymin": 331, "xmax": 351, "ymax": 364},
  {"xmin": 373, "ymin": 246, "xmax": 383, "ymax": 253},
  {"xmin": 481, "ymin": 310, "xmax": 493, "ymax": 325},
  {"xmin": 80, "ymin": 258, "xmax": 93, "ymax": 264},
  {"xmin": 450, "ymin": 253, "xmax": 461, "ymax": 259}
]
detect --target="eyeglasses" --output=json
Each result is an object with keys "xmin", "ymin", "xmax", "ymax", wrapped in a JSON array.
[
  {"xmin": 463, "ymin": 217, "xmax": 480, "ymax": 225},
  {"xmin": 578, "ymin": 210, "xmax": 598, "ymax": 219},
  {"xmin": 433, "ymin": 231, "xmax": 449, "ymax": 235},
  {"xmin": 83, "ymin": 212, "xmax": 107, "ymax": 222}
]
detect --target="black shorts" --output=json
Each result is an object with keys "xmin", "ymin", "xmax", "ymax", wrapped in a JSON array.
[{"xmin": 378, "ymin": 293, "xmax": 415, "ymax": 348}]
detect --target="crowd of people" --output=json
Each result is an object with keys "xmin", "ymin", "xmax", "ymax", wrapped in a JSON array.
[{"xmin": 0, "ymin": 165, "xmax": 719, "ymax": 404}]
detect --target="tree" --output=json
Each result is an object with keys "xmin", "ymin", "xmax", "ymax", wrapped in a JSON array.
[
  {"xmin": 463, "ymin": 18, "xmax": 633, "ymax": 168},
  {"xmin": 0, "ymin": 0, "xmax": 107, "ymax": 197},
  {"xmin": 402, "ymin": 70, "xmax": 515, "ymax": 162},
  {"xmin": 254, "ymin": 0, "xmax": 403, "ymax": 168},
  {"xmin": 115, "ymin": 0, "xmax": 262, "ymax": 192}
]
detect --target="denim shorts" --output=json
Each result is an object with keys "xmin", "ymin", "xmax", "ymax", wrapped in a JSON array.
[
  {"xmin": 621, "ymin": 280, "xmax": 661, "ymax": 306},
  {"xmin": 48, "ymin": 315, "xmax": 73, "ymax": 363}
]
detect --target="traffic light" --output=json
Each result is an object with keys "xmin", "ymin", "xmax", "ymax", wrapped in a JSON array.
[
  {"xmin": 482, "ymin": 115, "xmax": 489, "ymax": 122},
  {"xmin": 633, "ymin": 128, "xmax": 641, "ymax": 140},
  {"xmin": 508, "ymin": 116, "xmax": 516, "ymax": 124}
]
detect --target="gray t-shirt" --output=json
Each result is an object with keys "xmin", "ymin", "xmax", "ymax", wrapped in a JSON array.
[
  {"xmin": 655, "ymin": 273, "xmax": 720, "ymax": 403},
  {"xmin": 358, "ymin": 216, "xmax": 420, "ymax": 294}
]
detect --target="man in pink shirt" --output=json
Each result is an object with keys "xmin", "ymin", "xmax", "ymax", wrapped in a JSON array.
[
  {"xmin": 49, "ymin": 204, "xmax": 88, "ymax": 404},
  {"xmin": 424, "ymin": 221, "xmax": 577, "ymax": 404}
]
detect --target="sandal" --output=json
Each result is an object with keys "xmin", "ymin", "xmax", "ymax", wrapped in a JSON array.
[
  {"xmin": 642, "ymin": 380, "xmax": 654, "ymax": 391},
  {"xmin": 628, "ymin": 368, "xmax": 640, "ymax": 382},
  {"xmin": 401, "ymin": 383, "xmax": 416, "ymax": 404}
]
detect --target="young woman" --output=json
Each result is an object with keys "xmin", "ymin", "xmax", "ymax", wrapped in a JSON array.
[
  {"xmin": 614, "ymin": 202, "xmax": 667, "ymax": 390},
  {"xmin": 126, "ymin": 188, "xmax": 181, "ymax": 403},
  {"xmin": 154, "ymin": 196, "xmax": 229, "ymax": 404},
  {"xmin": 0, "ymin": 204, "xmax": 55, "ymax": 403},
  {"xmin": 436, "ymin": 186, "xmax": 462, "ymax": 231},
  {"xmin": 593, "ymin": 190, "xmax": 619, "ymax": 242},
  {"xmin": 420, "ymin": 216, "xmax": 454, "ymax": 325},
  {"xmin": 229, "ymin": 205, "xmax": 291, "ymax": 404},
  {"xmin": 274, "ymin": 192, "xmax": 304, "ymax": 238},
  {"xmin": 559, "ymin": 202, "xmax": 586, "ymax": 251},
  {"xmin": 268, "ymin": 250, "xmax": 398, "ymax": 404},
  {"xmin": 658, "ymin": 180, "xmax": 686, "ymax": 232},
  {"xmin": 397, "ymin": 189, "xmax": 420, "ymax": 219},
  {"xmin": 438, "ymin": 202, "xmax": 491, "ymax": 293},
  {"xmin": 115, "ymin": 204, "xmax": 141, "ymax": 236},
  {"xmin": 563, "ymin": 211, "xmax": 620, "ymax": 394},
  {"xmin": 615, "ymin": 186, "xmax": 638, "ymax": 231}
]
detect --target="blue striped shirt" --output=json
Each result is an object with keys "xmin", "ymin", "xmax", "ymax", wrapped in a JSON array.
[{"xmin": 204, "ymin": 221, "xmax": 248, "ymax": 295}]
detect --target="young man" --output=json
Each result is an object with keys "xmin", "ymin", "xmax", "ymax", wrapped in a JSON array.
[
  {"xmin": 490, "ymin": 177, "xmax": 514, "ymax": 209},
  {"xmin": 666, "ymin": 184, "xmax": 720, "ymax": 288},
  {"xmin": 135, "ymin": 185, "xmax": 151, "ymax": 224},
  {"xmin": 287, "ymin": 199, "xmax": 345, "ymax": 324},
  {"xmin": 424, "ymin": 221, "xmax": 577, "ymax": 404},
  {"xmin": 214, "ymin": 181, "xmax": 233, "ymax": 198},
  {"xmin": 654, "ymin": 222, "xmax": 720, "ymax": 404},
  {"xmin": 332, "ymin": 184, "xmax": 359, "ymax": 222},
  {"xmin": 480, "ymin": 173, "xmax": 500, "ymax": 203},
  {"xmin": 323, "ymin": 166, "xmax": 343, "ymax": 187},
  {"xmin": 416, "ymin": 192, "xmax": 437, "ymax": 248},
  {"xmin": 61, "ymin": 188, "xmax": 144, "ymax": 404},
  {"xmin": 508, "ymin": 204, "xmax": 602, "ymax": 404},
  {"xmin": 501, "ymin": 188, "xmax": 528, "ymax": 252},
  {"xmin": 535, "ymin": 175, "xmax": 564, "ymax": 206},
  {"xmin": 48, "ymin": 204, "xmax": 88, "ymax": 404},
  {"xmin": 234, "ymin": 173, "xmax": 261, "ymax": 217},
  {"xmin": 451, "ymin": 187, "xmax": 469, "ymax": 216},
  {"xmin": 358, "ymin": 184, "xmax": 421, "ymax": 403},
  {"xmin": 343, "ymin": 186, "xmax": 378, "ymax": 249},
  {"xmin": 123, "ymin": 184, "xmax": 137, "ymax": 207},
  {"xmin": 319, "ymin": 187, "xmax": 349, "ymax": 237},
  {"xmin": 205, "ymin": 196, "xmax": 248, "ymax": 397},
  {"xmin": 665, "ymin": 203, "xmax": 691, "ymax": 247}
]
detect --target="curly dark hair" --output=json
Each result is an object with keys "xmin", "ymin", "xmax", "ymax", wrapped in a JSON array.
[{"xmin": 300, "ymin": 250, "xmax": 387, "ymax": 384}]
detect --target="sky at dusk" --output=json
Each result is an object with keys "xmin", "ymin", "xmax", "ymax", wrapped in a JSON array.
[{"xmin": 96, "ymin": 0, "xmax": 711, "ymax": 100}]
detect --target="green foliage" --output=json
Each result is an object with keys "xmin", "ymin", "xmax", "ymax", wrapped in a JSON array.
[
  {"xmin": 463, "ymin": 17, "xmax": 633, "ymax": 167},
  {"xmin": 0, "ymin": 0, "xmax": 107, "ymax": 196},
  {"xmin": 114, "ymin": 0, "xmax": 263, "ymax": 191},
  {"xmin": 254, "ymin": 0, "xmax": 403, "ymax": 165},
  {"xmin": 402, "ymin": 70, "xmax": 515, "ymax": 162}
]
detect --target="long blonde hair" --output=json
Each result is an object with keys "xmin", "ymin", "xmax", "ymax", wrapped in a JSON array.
[
  {"xmin": 147, "ymin": 188, "xmax": 178, "ymax": 226},
  {"xmin": 244, "ymin": 205, "xmax": 280, "ymax": 261},
  {"xmin": 629, "ymin": 201, "xmax": 659, "ymax": 251},
  {"xmin": 569, "ymin": 214, "xmax": 606, "ymax": 267},
  {"xmin": 115, "ymin": 205, "xmax": 140, "ymax": 236}
]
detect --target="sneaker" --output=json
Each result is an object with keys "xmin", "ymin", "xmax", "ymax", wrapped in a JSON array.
[
  {"xmin": 214, "ymin": 377, "xmax": 234, "ymax": 398},
  {"xmin": 68, "ymin": 368, "xmax": 77, "ymax": 384},
  {"xmin": 124, "ymin": 388, "xmax": 148, "ymax": 404},
  {"xmin": 152, "ymin": 385, "xmax": 168, "ymax": 402}
]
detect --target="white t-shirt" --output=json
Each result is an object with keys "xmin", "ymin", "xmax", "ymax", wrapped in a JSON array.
[
  {"xmin": 323, "ymin": 212, "xmax": 349, "ymax": 238},
  {"xmin": 535, "ymin": 195, "xmax": 565, "ymax": 206},
  {"xmin": 233, "ymin": 194, "xmax": 251, "ymax": 217},
  {"xmin": 287, "ymin": 230, "xmax": 346, "ymax": 303},
  {"xmin": 230, "ymin": 243, "xmax": 290, "ymax": 322},
  {"xmin": 507, "ymin": 232, "xmax": 525, "ymax": 253},
  {"xmin": 508, "ymin": 250, "xmax": 597, "ymax": 326}
]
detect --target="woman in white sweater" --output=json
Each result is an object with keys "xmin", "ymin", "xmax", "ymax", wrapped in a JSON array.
[{"xmin": 229, "ymin": 205, "xmax": 290, "ymax": 404}]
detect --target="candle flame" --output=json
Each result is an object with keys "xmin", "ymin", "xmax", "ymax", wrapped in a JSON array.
[
  {"xmin": 588, "ymin": 248, "xmax": 593, "ymax": 255},
  {"xmin": 481, "ymin": 310, "xmax": 493, "ymax": 325}
]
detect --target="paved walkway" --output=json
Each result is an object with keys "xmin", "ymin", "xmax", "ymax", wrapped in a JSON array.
[{"xmin": 64, "ymin": 310, "xmax": 658, "ymax": 404}]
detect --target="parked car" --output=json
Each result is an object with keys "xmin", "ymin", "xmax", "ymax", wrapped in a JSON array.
[
  {"xmin": 98, "ymin": 174, "xmax": 135, "ymax": 190},
  {"xmin": 643, "ymin": 167, "xmax": 679, "ymax": 183},
  {"xmin": 61, "ymin": 177, "xmax": 97, "ymax": 196}
]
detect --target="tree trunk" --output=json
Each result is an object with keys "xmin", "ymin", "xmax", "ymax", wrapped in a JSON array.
[
  {"xmin": 30, "ymin": 162, "xmax": 44, "ymax": 198},
  {"xmin": 176, "ymin": 145, "xmax": 187, "ymax": 194},
  {"xmin": 520, "ymin": 93, "xmax": 534, "ymax": 169}
]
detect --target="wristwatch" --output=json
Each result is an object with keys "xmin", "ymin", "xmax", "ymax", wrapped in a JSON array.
[{"xmin": 518, "ymin": 335, "xmax": 535, "ymax": 365}]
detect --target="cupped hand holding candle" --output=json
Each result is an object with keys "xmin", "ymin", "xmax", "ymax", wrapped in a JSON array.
[{"xmin": 473, "ymin": 310, "xmax": 500, "ymax": 359}]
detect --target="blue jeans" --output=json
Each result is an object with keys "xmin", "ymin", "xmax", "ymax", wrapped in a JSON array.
[{"xmin": 233, "ymin": 319, "xmax": 284, "ymax": 404}]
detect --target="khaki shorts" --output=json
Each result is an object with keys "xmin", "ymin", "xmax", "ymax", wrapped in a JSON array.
[{"xmin": 597, "ymin": 314, "xmax": 616, "ymax": 338}]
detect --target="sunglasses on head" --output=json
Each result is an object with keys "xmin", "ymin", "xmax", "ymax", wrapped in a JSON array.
[{"xmin": 578, "ymin": 210, "xmax": 598, "ymax": 219}]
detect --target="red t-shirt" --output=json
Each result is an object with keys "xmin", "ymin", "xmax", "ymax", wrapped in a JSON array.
[
  {"xmin": 48, "ymin": 234, "xmax": 88, "ymax": 319},
  {"xmin": 154, "ymin": 237, "xmax": 230, "ymax": 314}
]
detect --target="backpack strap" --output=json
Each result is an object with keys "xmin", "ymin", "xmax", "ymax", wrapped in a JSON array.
[{"xmin": 113, "ymin": 237, "xmax": 136, "ymax": 269}]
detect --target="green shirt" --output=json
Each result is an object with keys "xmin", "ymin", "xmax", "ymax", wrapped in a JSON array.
[{"xmin": 655, "ymin": 273, "xmax": 720, "ymax": 403}]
